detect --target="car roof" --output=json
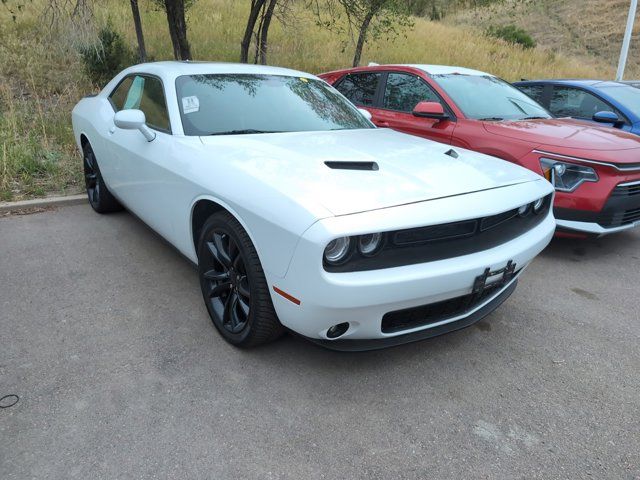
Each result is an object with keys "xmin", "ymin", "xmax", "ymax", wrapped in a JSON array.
[
  {"xmin": 515, "ymin": 79, "xmax": 625, "ymax": 88},
  {"xmin": 123, "ymin": 61, "xmax": 316, "ymax": 80},
  {"xmin": 404, "ymin": 64, "xmax": 491, "ymax": 76}
]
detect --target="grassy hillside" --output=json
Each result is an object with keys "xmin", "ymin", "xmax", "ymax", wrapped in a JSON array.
[
  {"xmin": 0, "ymin": 0, "xmax": 612, "ymax": 201},
  {"xmin": 449, "ymin": 0, "xmax": 640, "ymax": 79}
]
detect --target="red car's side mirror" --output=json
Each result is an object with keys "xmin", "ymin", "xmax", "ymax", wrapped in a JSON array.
[{"xmin": 412, "ymin": 101, "xmax": 449, "ymax": 121}]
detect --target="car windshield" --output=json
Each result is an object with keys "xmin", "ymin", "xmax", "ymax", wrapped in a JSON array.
[
  {"xmin": 598, "ymin": 84, "xmax": 640, "ymax": 114},
  {"xmin": 175, "ymin": 74, "xmax": 373, "ymax": 136},
  {"xmin": 431, "ymin": 74, "xmax": 552, "ymax": 121}
]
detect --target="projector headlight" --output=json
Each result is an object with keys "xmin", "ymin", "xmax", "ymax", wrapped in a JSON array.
[
  {"xmin": 540, "ymin": 158, "xmax": 598, "ymax": 192},
  {"xmin": 323, "ymin": 237, "xmax": 351, "ymax": 265},
  {"xmin": 357, "ymin": 232, "xmax": 384, "ymax": 256}
]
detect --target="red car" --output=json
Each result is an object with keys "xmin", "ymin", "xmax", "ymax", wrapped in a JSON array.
[{"xmin": 319, "ymin": 64, "xmax": 640, "ymax": 237}]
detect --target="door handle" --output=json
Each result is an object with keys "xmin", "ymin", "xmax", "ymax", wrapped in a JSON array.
[{"xmin": 376, "ymin": 121, "xmax": 390, "ymax": 127}]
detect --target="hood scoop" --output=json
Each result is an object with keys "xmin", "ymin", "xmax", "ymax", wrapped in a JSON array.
[{"xmin": 324, "ymin": 161, "xmax": 379, "ymax": 171}]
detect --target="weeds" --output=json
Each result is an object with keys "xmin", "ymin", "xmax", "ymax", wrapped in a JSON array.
[{"xmin": 0, "ymin": 0, "xmax": 615, "ymax": 200}]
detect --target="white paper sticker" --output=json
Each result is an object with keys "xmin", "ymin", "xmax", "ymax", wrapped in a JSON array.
[{"xmin": 182, "ymin": 96, "xmax": 200, "ymax": 114}]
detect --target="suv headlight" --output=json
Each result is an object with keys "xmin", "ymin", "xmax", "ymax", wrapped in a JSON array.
[{"xmin": 540, "ymin": 158, "xmax": 598, "ymax": 192}]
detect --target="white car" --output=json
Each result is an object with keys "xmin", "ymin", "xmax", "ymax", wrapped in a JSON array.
[{"xmin": 72, "ymin": 61, "xmax": 555, "ymax": 350}]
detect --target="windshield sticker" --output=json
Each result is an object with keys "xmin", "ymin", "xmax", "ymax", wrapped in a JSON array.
[{"xmin": 182, "ymin": 96, "xmax": 200, "ymax": 114}]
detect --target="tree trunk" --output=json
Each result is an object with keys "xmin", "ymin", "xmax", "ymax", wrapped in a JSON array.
[
  {"xmin": 130, "ymin": 0, "xmax": 147, "ymax": 62},
  {"xmin": 241, "ymin": 0, "xmax": 266, "ymax": 63},
  {"xmin": 352, "ymin": 10, "xmax": 374, "ymax": 67},
  {"xmin": 164, "ymin": 0, "xmax": 191, "ymax": 60},
  {"xmin": 258, "ymin": 0, "xmax": 277, "ymax": 65}
]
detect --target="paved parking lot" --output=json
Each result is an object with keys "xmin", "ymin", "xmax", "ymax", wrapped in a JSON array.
[{"xmin": 1, "ymin": 204, "xmax": 639, "ymax": 479}]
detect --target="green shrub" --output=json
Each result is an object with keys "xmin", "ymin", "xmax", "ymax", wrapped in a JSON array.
[
  {"xmin": 79, "ymin": 24, "xmax": 135, "ymax": 87},
  {"xmin": 486, "ymin": 24, "xmax": 536, "ymax": 49}
]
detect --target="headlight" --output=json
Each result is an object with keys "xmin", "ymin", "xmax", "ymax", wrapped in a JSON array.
[
  {"xmin": 324, "ymin": 237, "xmax": 351, "ymax": 265},
  {"xmin": 357, "ymin": 233, "xmax": 383, "ymax": 256},
  {"xmin": 540, "ymin": 158, "xmax": 598, "ymax": 192},
  {"xmin": 517, "ymin": 204, "xmax": 530, "ymax": 217},
  {"xmin": 532, "ymin": 197, "xmax": 544, "ymax": 213}
]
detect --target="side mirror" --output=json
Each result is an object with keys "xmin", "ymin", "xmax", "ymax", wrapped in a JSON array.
[
  {"xmin": 412, "ymin": 101, "xmax": 449, "ymax": 121},
  {"xmin": 593, "ymin": 110, "xmax": 623, "ymax": 128},
  {"xmin": 358, "ymin": 108, "xmax": 373, "ymax": 121},
  {"xmin": 114, "ymin": 109, "xmax": 156, "ymax": 142}
]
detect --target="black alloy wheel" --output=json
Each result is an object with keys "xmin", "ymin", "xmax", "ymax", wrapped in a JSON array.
[
  {"xmin": 82, "ymin": 142, "xmax": 122, "ymax": 213},
  {"xmin": 202, "ymin": 231, "xmax": 251, "ymax": 334},
  {"xmin": 198, "ymin": 212, "xmax": 284, "ymax": 347}
]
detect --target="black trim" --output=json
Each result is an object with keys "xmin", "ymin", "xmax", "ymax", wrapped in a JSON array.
[
  {"xmin": 324, "ymin": 161, "xmax": 379, "ymax": 171},
  {"xmin": 302, "ymin": 279, "xmax": 518, "ymax": 352},
  {"xmin": 324, "ymin": 194, "xmax": 552, "ymax": 272}
]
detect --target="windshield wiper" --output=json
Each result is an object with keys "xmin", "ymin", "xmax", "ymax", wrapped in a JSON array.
[
  {"xmin": 521, "ymin": 116, "xmax": 547, "ymax": 120},
  {"xmin": 478, "ymin": 117, "xmax": 504, "ymax": 121},
  {"xmin": 209, "ymin": 129, "xmax": 281, "ymax": 136}
]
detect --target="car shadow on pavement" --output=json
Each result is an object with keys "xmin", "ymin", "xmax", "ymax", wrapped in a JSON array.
[{"xmin": 542, "ymin": 230, "xmax": 640, "ymax": 262}]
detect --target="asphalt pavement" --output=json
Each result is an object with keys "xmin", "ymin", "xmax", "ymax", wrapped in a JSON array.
[{"xmin": 1, "ymin": 204, "xmax": 639, "ymax": 479}]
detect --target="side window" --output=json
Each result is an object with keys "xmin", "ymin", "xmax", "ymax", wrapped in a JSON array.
[
  {"xmin": 109, "ymin": 77, "xmax": 135, "ymax": 111},
  {"xmin": 383, "ymin": 73, "xmax": 441, "ymax": 112},
  {"xmin": 550, "ymin": 86, "xmax": 613, "ymax": 119},
  {"xmin": 109, "ymin": 75, "xmax": 171, "ymax": 132},
  {"xmin": 335, "ymin": 73, "xmax": 381, "ymax": 107},
  {"xmin": 138, "ymin": 77, "xmax": 170, "ymax": 132},
  {"xmin": 518, "ymin": 84, "xmax": 546, "ymax": 105}
]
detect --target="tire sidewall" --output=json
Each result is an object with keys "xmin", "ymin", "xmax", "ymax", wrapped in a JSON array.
[{"xmin": 197, "ymin": 214, "xmax": 261, "ymax": 345}]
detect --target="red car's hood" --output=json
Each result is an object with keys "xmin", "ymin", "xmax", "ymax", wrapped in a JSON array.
[{"xmin": 483, "ymin": 119, "xmax": 640, "ymax": 161}]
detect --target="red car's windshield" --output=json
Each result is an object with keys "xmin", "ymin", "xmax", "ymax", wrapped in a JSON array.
[{"xmin": 432, "ymin": 74, "xmax": 552, "ymax": 121}]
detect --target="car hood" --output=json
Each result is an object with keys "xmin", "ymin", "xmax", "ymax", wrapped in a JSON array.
[
  {"xmin": 483, "ymin": 118, "xmax": 640, "ymax": 153},
  {"xmin": 200, "ymin": 128, "xmax": 540, "ymax": 216}
]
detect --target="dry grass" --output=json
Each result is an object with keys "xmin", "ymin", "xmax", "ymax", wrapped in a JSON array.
[
  {"xmin": 449, "ymin": 0, "xmax": 640, "ymax": 79},
  {"xmin": 0, "ymin": 0, "xmax": 613, "ymax": 200}
]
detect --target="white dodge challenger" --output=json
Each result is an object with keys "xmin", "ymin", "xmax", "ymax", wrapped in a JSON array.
[{"xmin": 72, "ymin": 61, "xmax": 555, "ymax": 350}]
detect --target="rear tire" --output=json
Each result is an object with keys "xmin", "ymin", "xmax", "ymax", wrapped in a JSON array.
[
  {"xmin": 197, "ymin": 211, "xmax": 284, "ymax": 347},
  {"xmin": 82, "ymin": 142, "xmax": 122, "ymax": 213}
]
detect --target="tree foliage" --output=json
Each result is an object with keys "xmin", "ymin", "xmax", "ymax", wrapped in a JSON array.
[
  {"xmin": 486, "ymin": 24, "xmax": 536, "ymax": 49},
  {"xmin": 311, "ymin": 0, "xmax": 413, "ymax": 67},
  {"xmin": 79, "ymin": 23, "xmax": 136, "ymax": 86}
]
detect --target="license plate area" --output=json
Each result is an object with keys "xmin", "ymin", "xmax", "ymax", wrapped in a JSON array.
[{"xmin": 472, "ymin": 260, "xmax": 517, "ymax": 299}]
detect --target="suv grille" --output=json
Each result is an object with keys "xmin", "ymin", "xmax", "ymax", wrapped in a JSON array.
[{"xmin": 611, "ymin": 181, "xmax": 640, "ymax": 197}]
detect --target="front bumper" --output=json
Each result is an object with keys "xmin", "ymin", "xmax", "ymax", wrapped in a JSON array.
[
  {"xmin": 268, "ymin": 182, "xmax": 555, "ymax": 347},
  {"xmin": 299, "ymin": 279, "xmax": 518, "ymax": 351},
  {"xmin": 554, "ymin": 180, "xmax": 640, "ymax": 235}
]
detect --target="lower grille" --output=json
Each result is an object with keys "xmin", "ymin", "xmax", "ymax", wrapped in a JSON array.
[
  {"xmin": 381, "ymin": 281, "xmax": 509, "ymax": 334},
  {"xmin": 611, "ymin": 182, "xmax": 640, "ymax": 197}
]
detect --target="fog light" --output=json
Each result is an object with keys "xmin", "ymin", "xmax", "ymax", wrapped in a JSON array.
[{"xmin": 327, "ymin": 322, "xmax": 349, "ymax": 339}]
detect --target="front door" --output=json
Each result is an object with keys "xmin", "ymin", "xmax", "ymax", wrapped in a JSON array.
[
  {"xmin": 105, "ymin": 74, "xmax": 176, "ymax": 241},
  {"xmin": 372, "ymin": 72, "xmax": 456, "ymax": 145}
]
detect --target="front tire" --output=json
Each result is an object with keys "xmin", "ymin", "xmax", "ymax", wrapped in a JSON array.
[
  {"xmin": 197, "ymin": 212, "xmax": 284, "ymax": 347},
  {"xmin": 83, "ymin": 142, "xmax": 122, "ymax": 213}
]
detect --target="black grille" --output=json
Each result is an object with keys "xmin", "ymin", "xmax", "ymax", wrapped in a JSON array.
[
  {"xmin": 611, "ymin": 182, "xmax": 640, "ymax": 197},
  {"xmin": 381, "ymin": 281, "xmax": 507, "ymax": 334},
  {"xmin": 583, "ymin": 206, "xmax": 640, "ymax": 228},
  {"xmin": 325, "ymin": 194, "xmax": 552, "ymax": 272}
]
